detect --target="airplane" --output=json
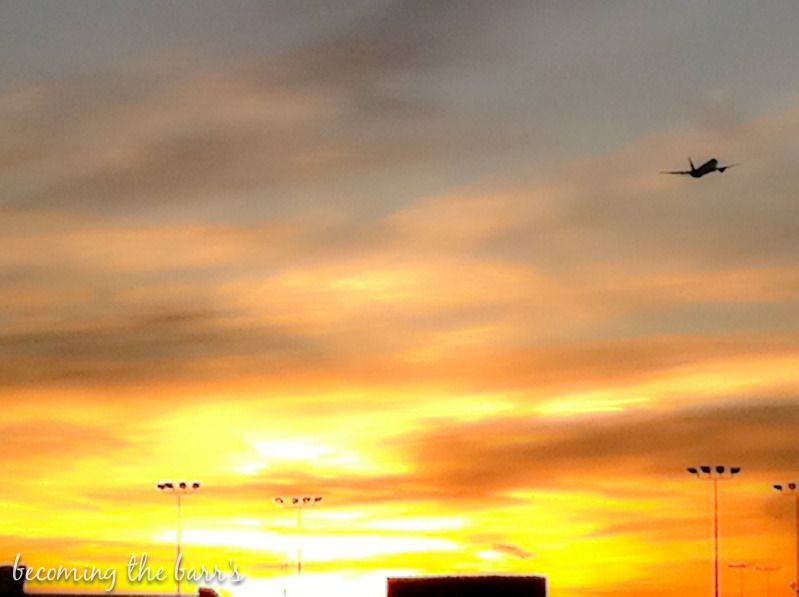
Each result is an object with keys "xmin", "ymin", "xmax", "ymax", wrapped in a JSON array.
[{"xmin": 661, "ymin": 157, "xmax": 738, "ymax": 178}]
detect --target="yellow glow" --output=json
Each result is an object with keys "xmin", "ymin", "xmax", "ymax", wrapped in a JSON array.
[
  {"xmin": 155, "ymin": 530, "xmax": 459, "ymax": 561},
  {"xmin": 363, "ymin": 516, "xmax": 466, "ymax": 533},
  {"xmin": 536, "ymin": 391, "xmax": 649, "ymax": 415}
]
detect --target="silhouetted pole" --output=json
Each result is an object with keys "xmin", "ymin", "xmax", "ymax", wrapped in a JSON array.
[
  {"xmin": 773, "ymin": 482, "xmax": 799, "ymax": 595},
  {"xmin": 687, "ymin": 465, "xmax": 741, "ymax": 597},
  {"xmin": 157, "ymin": 481, "xmax": 201, "ymax": 595},
  {"xmin": 713, "ymin": 478, "xmax": 718, "ymax": 594},
  {"xmin": 274, "ymin": 496, "xmax": 322, "ymax": 577},
  {"xmin": 755, "ymin": 564, "xmax": 780, "ymax": 597},
  {"xmin": 727, "ymin": 561, "xmax": 750, "ymax": 597}
]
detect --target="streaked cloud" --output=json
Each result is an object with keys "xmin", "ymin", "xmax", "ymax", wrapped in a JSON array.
[{"xmin": 3, "ymin": 2, "xmax": 799, "ymax": 596}]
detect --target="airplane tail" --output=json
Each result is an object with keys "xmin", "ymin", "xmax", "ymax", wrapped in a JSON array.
[{"xmin": 689, "ymin": 157, "xmax": 695, "ymax": 170}]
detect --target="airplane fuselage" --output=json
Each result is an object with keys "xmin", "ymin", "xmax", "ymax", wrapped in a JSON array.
[{"xmin": 690, "ymin": 158, "xmax": 719, "ymax": 178}]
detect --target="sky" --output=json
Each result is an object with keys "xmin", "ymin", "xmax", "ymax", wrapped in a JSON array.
[{"xmin": 2, "ymin": 1, "xmax": 799, "ymax": 596}]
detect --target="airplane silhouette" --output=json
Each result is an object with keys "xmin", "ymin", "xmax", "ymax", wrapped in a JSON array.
[{"xmin": 661, "ymin": 157, "xmax": 738, "ymax": 178}]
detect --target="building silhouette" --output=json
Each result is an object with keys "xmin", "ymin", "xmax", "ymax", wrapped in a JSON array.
[{"xmin": 388, "ymin": 574, "xmax": 547, "ymax": 597}]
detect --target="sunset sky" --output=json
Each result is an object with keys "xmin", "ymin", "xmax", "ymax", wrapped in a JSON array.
[{"xmin": 3, "ymin": 2, "xmax": 799, "ymax": 596}]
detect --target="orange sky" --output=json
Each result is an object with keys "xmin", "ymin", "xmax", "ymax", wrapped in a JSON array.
[{"xmin": 3, "ymin": 2, "xmax": 799, "ymax": 596}]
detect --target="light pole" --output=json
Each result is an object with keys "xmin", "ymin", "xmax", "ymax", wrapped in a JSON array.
[
  {"xmin": 274, "ymin": 496, "xmax": 322, "ymax": 577},
  {"xmin": 773, "ymin": 482, "xmax": 799, "ymax": 595},
  {"xmin": 157, "ymin": 481, "xmax": 201, "ymax": 595},
  {"xmin": 726, "ymin": 561, "xmax": 751, "ymax": 597},
  {"xmin": 754, "ymin": 564, "xmax": 780, "ymax": 597},
  {"xmin": 687, "ymin": 465, "xmax": 742, "ymax": 597}
]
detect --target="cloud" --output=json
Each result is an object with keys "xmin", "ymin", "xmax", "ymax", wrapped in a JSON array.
[
  {"xmin": 0, "ymin": 305, "xmax": 318, "ymax": 387},
  {"xmin": 117, "ymin": 397, "xmax": 799, "ymax": 512},
  {"xmin": 491, "ymin": 542, "xmax": 535, "ymax": 559},
  {"xmin": 0, "ymin": 419, "xmax": 132, "ymax": 493},
  {"xmin": 1, "ymin": 0, "xmax": 522, "ymax": 215},
  {"xmin": 0, "ymin": 71, "xmax": 425, "ymax": 212},
  {"xmin": 0, "ymin": 419, "xmax": 129, "ymax": 459},
  {"xmin": 395, "ymin": 398, "xmax": 799, "ymax": 501},
  {"xmin": 275, "ymin": 0, "xmax": 508, "ymax": 84},
  {"xmin": 2, "ymin": 197, "xmax": 799, "ymax": 393},
  {"xmin": 3, "ymin": 5, "xmax": 799, "ymax": 595}
]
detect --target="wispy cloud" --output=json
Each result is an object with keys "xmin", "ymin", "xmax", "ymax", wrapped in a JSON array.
[{"xmin": 3, "ymin": 3, "xmax": 799, "ymax": 594}]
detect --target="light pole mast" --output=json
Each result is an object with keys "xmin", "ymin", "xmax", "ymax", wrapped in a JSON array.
[
  {"xmin": 274, "ymin": 496, "xmax": 322, "ymax": 577},
  {"xmin": 773, "ymin": 482, "xmax": 799, "ymax": 595},
  {"xmin": 157, "ymin": 481, "xmax": 201, "ymax": 595},
  {"xmin": 754, "ymin": 564, "xmax": 780, "ymax": 597},
  {"xmin": 726, "ymin": 561, "xmax": 751, "ymax": 597},
  {"xmin": 687, "ymin": 465, "xmax": 741, "ymax": 597}
]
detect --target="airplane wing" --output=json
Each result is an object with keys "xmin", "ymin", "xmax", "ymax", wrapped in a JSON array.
[
  {"xmin": 717, "ymin": 163, "xmax": 739, "ymax": 172},
  {"xmin": 660, "ymin": 170, "xmax": 692, "ymax": 175}
]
